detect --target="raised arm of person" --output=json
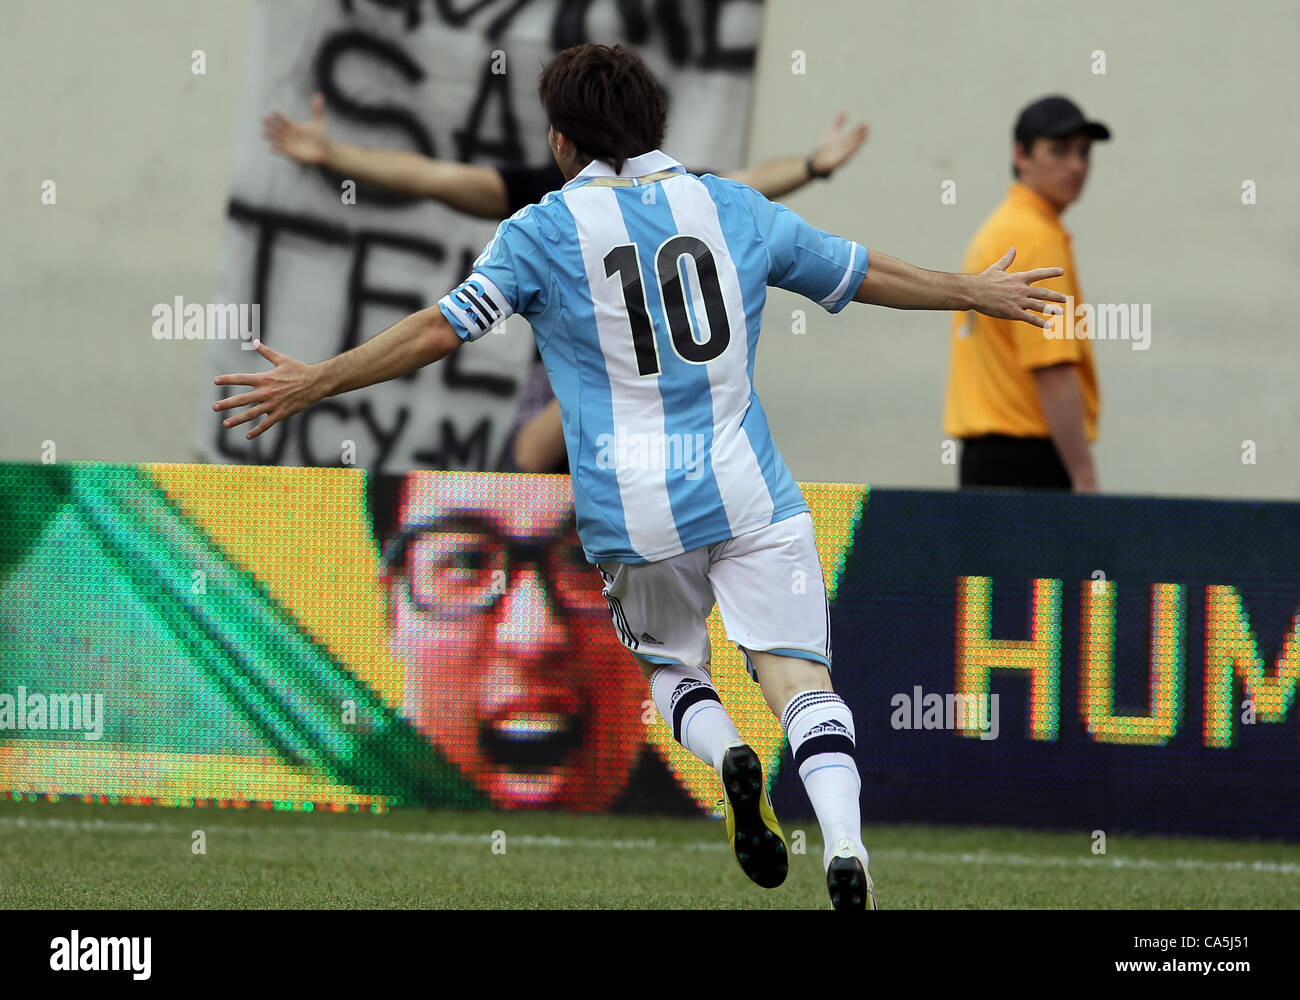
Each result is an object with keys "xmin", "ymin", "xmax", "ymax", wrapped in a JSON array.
[
  {"xmin": 262, "ymin": 93, "xmax": 510, "ymax": 219},
  {"xmin": 213, "ymin": 307, "xmax": 462, "ymax": 440},
  {"xmin": 726, "ymin": 112, "xmax": 869, "ymax": 200}
]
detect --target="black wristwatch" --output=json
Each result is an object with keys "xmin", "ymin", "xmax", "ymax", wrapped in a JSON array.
[{"xmin": 806, "ymin": 154, "xmax": 832, "ymax": 180}]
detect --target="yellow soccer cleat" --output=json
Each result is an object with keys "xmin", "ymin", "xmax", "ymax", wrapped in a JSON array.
[{"xmin": 720, "ymin": 740, "xmax": 788, "ymax": 889}]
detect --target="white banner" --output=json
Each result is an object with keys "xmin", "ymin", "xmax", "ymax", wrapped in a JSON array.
[{"xmin": 196, "ymin": 0, "xmax": 763, "ymax": 472}]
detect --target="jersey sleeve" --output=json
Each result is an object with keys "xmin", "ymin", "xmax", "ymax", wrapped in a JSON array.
[
  {"xmin": 738, "ymin": 183, "xmax": 868, "ymax": 313},
  {"xmin": 438, "ymin": 210, "xmax": 548, "ymax": 342}
]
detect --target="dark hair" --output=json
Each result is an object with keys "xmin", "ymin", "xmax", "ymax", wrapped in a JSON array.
[{"xmin": 538, "ymin": 43, "xmax": 666, "ymax": 174}]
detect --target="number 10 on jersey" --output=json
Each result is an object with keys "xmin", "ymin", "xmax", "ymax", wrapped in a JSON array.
[{"xmin": 604, "ymin": 236, "xmax": 732, "ymax": 377}]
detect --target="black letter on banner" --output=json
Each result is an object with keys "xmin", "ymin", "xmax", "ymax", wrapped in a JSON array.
[
  {"xmin": 297, "ymin": 399, "xmax": 353, "ymax": 467},
  {"xmin": 491, "ymin": 427, "xmax": 517, "ymax": 471},
  {"xmin": 412, "ymin": 417, "xmax": 494, "ymax": 470},
  {"xmin": 217, "ymin": 200, "xmax": 354, "ymax": 466},
  {"xmin": 453, "ymin": 57, "xmax": 525, "ymax": 165},
  {"xmin": 313, "ymin": 30, "xmax": 434, "ymax": 207},
  {"xmin": 551, "ymin": 0, "xmax": 689, "ymax": 65},
  {"xmin": 655, "ymin": 0, "xmax": 691, "ymax": 66},
  {"xmin": 699, "ymin": 0, "xmax": 759, "ymax": 69},
  {"xmin": 443, "ymin": 348, "xmax": 517, "ymax": 398},
  {"xmin": 227, "ymin": 199, "xmax": 352, "ymax": 346},
  {"xmin": 345, "ymin": 0, "xmax": 424, "ymax": 31},
  {"xmin": 344, "ymin": 230, "xmax": 447, "ymax": 362},
  {"xmin": 358, "ymin": 400, "xmax": 411, "ymax": 470},
  {"xmin": 433, "ymin": 0, "xmax": 532, "ymax": 39},
  {"xmin": 550, "ymin": 0, "xmax": 593, "ymax": 49}
]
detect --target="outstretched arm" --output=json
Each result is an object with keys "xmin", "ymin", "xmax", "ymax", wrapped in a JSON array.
[
  {"xmin": 213, "ymin": 307, "xmax": 462, "ymax": 440},
  {"xmin": 263, "ymin": 93, "xmax": 510, "ymax": 219},
  {"xmin": 854, "ymin": 247, "xmax": 1066, "ymax": 327},
  {"xmin": 726, "ymin": 112, "xmax": 869, "ymax": 200}
]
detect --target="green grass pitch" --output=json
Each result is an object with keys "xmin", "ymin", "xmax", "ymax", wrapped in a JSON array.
[{"xmin": 2, "ymin": 798, "xmax": 1298, "ymax": 909}]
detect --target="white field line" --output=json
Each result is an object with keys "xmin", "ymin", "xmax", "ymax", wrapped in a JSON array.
[{"xmin": 1, "ymin": 815, "xmax": 1298, "ymax": 875}]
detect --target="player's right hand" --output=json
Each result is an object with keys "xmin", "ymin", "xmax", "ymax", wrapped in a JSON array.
[
  {"xmin": 975, "ymin": 247, "xmax": 1067, "ymax": 328},
  {"xmin": 262, "ymin": 92, "xmax": 331, "ymax": 165}
]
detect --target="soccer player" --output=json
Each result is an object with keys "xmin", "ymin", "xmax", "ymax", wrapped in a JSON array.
[{"xmin": 215, "ymin": 44, "xmax": 1067, "ymax": 910}]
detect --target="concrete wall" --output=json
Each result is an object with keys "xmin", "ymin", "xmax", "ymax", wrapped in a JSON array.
[
  {"xmin": 3, "ymin": 0, "xmax": 1295, "ymax": 498},
  {"xmin": 748, "ymin": 0, "xmax": 1298, "ymax": 498}
]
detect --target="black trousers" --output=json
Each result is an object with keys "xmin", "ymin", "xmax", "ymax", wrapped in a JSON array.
[{"xmin": 959, "ymin": 434, "xmax": 1071, "ymax": 490}]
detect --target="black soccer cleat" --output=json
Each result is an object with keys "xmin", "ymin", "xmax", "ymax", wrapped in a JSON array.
[
  {"xmin": 720, "ymin": 740, "xmax": 788, "ymax": 889},
  {"xmin": 826, "ymin": 838, "xmax": 878, "ymax": 910}
]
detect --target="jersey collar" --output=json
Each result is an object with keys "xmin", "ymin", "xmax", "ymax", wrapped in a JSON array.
[
  {"xmin": 562, "ymin": 149, "xmax": 686, "ymax": 190},
  {"xmin": 1007, "ymin": 181, "xmax": 1064, "ymax": 223}
]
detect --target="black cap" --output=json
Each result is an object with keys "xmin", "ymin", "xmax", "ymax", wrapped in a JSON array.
[{"xmin": 1014, "ymin": 95, "xmax": 1111, "ymax": 146}]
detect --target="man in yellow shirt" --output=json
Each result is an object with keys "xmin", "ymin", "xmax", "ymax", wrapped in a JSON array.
[{"xmin": 944, "ymin": 96, "xmax": 1109, "ymax": 491}]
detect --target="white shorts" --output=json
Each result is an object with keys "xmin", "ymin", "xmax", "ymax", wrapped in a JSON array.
[{"xmin": 596, "ymin": 511, "xmax": 831, "ymax": 680}]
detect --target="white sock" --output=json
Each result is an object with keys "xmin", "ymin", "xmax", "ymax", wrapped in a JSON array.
[
  {"xmin": 649, "ymin": 663, "xmax": 739, "ymax": 772},
  {"xmin": 781, "ymin": 689, "xmax": 867, "ymax": 869}
]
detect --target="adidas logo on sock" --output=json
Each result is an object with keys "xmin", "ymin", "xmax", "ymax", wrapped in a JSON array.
[
  {"xmin": 640, "ymin": 631, "xmax": 662, "ymax": 645},
  {"xmin": 669, "ymin": 678, "xmax": 704, "ymax": 708},
  {"xmin": 806, "ymin": 719, "xmax": 850, "ymax": 737}
]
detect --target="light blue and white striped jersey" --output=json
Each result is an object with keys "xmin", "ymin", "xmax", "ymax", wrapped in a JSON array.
[{"xmin": 438, "ymin": 150, "xmax": 868, "ymax": 564}]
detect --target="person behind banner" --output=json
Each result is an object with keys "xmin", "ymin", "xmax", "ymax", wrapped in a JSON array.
[{"xmin": 264, "ymin": 94, "xmax": 868, "ymax": 220}]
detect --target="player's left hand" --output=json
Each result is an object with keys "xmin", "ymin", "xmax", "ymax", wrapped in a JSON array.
[
  {"xmin": 213, "ymin": 341, "xmax": 322, "ymax": 440},
  {"xmin": 811, "ymin": 112, "xmax": 870, "ymax": 175},
  {"xmin": 975, "ymin": 247, "xmax": 1068, "ymax": 327}
]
